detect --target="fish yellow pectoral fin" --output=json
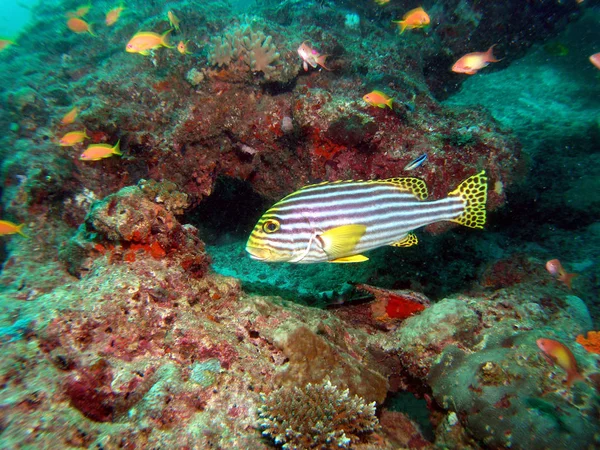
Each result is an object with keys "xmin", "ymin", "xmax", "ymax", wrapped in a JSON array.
[
  {"xmin": 318, "ymin": 224, "xmax": 367, "ymax": 258},
  {"xmin": 390, "ymin": 232, "xmax": 418, "ymax": 247},
  {"xmin": 329, "ymin": 255, "xmax": 369, "ymax": 263},
  {"xmin": 448, "ymin": 170, "xmax": 488, "ymax": 229},
  {"xmin": 378, "ymin": 177, "xmax": 428, "ymax": 200}
]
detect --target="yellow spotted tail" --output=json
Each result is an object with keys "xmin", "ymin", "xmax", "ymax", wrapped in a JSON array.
[{"xmin": 448, "ymin": 171, "xmax": 488, "ymax": 229}]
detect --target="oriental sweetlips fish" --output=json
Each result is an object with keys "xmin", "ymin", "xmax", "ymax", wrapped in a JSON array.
[{"xmin": 246, "ymin": 171, "xmax": 487, "ymax": 263}]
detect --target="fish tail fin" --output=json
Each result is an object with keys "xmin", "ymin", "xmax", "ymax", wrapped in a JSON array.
[
  {"xmin": 566, "ymin": 370, "xmax": 585, "ymax": 388},
  {"xmin": 16, "ymin": 224, "xmax": 29, "ymax": 238},
  {"xmin": 448, "ymin": 171, "xmax": 488, "ymax": 229},
  {"xmin": 396, "ymin": 20, "xmax": 407, "ymax": 34},
  {"xmin": 486, "ymin": 44, "xmax": 500, "ymax": 62},
  {"xmin": 113, "ymin": 139, "xmax": 122, "ymax": 156},
  {"xmin": 317, "ymin": 55, "xmax": 331, "ymax": 71},
  {"xmin": 560, "ymin": 272, "xmax": 578, "ymax": 289},
  {"xmin": 161, "ymin": 29, "xmax": 174, "ymax": 48},
  {"xmin": 386, "ymin": 97, "xmax": 394, "ymax": 109}
]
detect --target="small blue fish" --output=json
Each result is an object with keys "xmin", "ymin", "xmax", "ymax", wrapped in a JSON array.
[{"xmin": 404, "ymin": 153, "xmax": 427, "ymax": 171}]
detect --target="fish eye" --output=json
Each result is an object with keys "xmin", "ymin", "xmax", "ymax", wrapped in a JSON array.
[{"xmin": 262, "ymin": 219, "xmax": 280, "ymax": 233}]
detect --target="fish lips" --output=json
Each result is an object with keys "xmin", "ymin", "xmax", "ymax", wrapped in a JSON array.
[{"xmin": 245, "ymin": 245, "xmax": 272, "ymax": 261}]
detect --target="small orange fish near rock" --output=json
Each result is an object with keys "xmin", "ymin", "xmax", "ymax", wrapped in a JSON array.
[
  {"xmin": 67, "ymin": 4, "xmax": 91, "ymax": 19},
  {"xmin": 177, "ymin": 40, "xmax": 191, "ymax": 55},
  {"xmin": 545, "ymin": 259, "xmax": 577, "ymax": 289},
  {"xmin": 61, "ymin": 107, "xmax": 78, "ymax": 125},
  {"xmin": 0, "ymin": 39, "xmax": 16, "ymax": 53},
  {"xmin": 363, "ymin": 90, "xmax": 394, "ymax": 109},
  {"xmin": 67, "ymin": 17, "xmax": 95, "ymax": 36},
  {"xmin": 589, "ymin": 53, "xmax": 600, "ymax": 70},
  {"xmin": 297, "ymin": 41, "xmax": 330, "ymax": 72},
  {"xmin": 106, "ymin": 4, "xmax": 125, "ymax": 26},
  {"xmin": 80, "ymin": 140, "xmax": 121, "ymax": 161},
  {"xmin": 59, "ymin": 130, "xmax": 89, "ymax": 146},
  {"xmin": 452, "ymin": 45, "xmax": 499, "ymax": 75},
  {"xmin": 393, "ymin": 7, "xmax": 430, "ymax": 34},
  {"xmin": 536, "ymin": 338, "xmax": 584, "ymax": 388},
  {"xmin": 0, "ymin": 220, "xmax": 28, "ymax": 238},
  {"xmin": 126, "ymin": 30, "xmax": 174, "ymax": 56}
]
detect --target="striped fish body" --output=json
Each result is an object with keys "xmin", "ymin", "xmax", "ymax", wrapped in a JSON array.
[{"xmin": 246, "ymin": 171, "xmax": 487, "ymax": 264}]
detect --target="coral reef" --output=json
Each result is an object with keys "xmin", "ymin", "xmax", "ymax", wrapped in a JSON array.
[
  {"xmin": 258, "ymin": 379, "xmax": 379, "ymax": 449},
  {"xmin": 577, "ymin": 331, "xmax": 600, "ymax": 354},
  {"xmin": 207, "ymin": 19, "xmax": 296, "ymax": 83}
]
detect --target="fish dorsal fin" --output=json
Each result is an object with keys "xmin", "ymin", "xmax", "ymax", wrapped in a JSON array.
[
  {"xmin": 378, "ymin": 177, "xmax": 428, "ymax": 200},
  {"xmin": 317, "ymin": 224, "xmax": 366, "ymax": 259},
  {"xmin": 390, "ymin": 232, "xmax": 418, "ymax": 247},
  {"xmin": 285, "ymin": 178, "xmax": 428, "ymax": 201},
  {"xmin": 372, "ymin": 90, "xmax": 387, "ymax": 97}
]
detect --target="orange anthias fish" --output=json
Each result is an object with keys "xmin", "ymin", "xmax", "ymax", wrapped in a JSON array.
[
  {"xmin": 106, "ymin": 4, "xmax": 125, "ymax": 26},
  {"xmin": 61, "ymin": 107, "xmax": 78, "ymax": 125},
  {"xmin": 393, "ymin": 7, "xmax": 430, "ymax": 34},
  {"xmin": 59, "ymin": 130, "xmax": 89, "ymax": 146},
  {"xmin": 177, "ymin": 40, "xmax": 191, "ymax": 55},
  {"xmin": 0, "ymin": 220, "xmax": 28, "ymax": 238},
  {"xmin": 0, "ymin": 39, "xmax": 16, "ymax": 52},
  {"xmin": 126, "ymin": 30, "xmax": 174, "ymax": 55},
  {"xmin": 363, "ymin": 90, "xmax": 394, "ymax": 109},
  {"xmin": 537, "ymin": 338, "xmax": 584, "ymax": 388},
  {"xmin": 590, "ymin": 53, "xmax": 600, "ymax": 70},
  {"xmin": 67, "ymin": 4, "xmax": 91, "ymax": 18},
  {"xmin": 67, "ymin": 17, "xmax": 95, "ymax": 36},
  {"xmin": 545, "ymin": 259, "xmax": 577, "ymax": 289},
  {"xmin": 80, "ymin": 140, "xmax": 121, "ymax": 161},
  {"xmin": 297, "ymin": 41, "xmax": 330, "ymax": 72},
  {"xmin": 452, "ymin": 46, "xmax": 499, "ymax": 75},
  {"xmin": 167, "ymin": 11, "xmax": 181, "ymax": 31}
]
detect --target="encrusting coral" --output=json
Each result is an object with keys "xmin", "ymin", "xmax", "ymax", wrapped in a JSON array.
[
  {"xmin": 257, "ymin": 379, "xmax": 379, "ymax": 449},
  {"xmin": 577, "ymin": 331, "xmax": 600, "ymax": 354}
]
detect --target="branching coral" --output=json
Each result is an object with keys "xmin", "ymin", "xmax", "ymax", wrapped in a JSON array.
[
  {"xmin": 207, "ymin": 21, "xmax": 287, "ymax": 82},
  {"xmin": 257, "ymin": 379, "xmax": 379, "ymax": 449}
]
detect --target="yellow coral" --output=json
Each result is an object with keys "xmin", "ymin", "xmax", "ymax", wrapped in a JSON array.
[{"xmin": 576, "ymin": 331, "xmax": 600, "ymax": 354}]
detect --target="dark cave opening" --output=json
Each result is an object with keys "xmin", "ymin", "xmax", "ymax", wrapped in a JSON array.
[{"xmin": 183, "ymin": 176, "xmax": 269, "ymax": 245}]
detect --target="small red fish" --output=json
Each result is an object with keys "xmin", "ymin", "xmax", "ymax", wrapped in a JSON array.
[
  {"xmin": 536, "ymin": 338, "xmax": 584, "ymax": 388},
  {"xmin": 452, "ymin": 45, "xmax": 499, "ymax": 75},
  {"xmin": 545, "ymin": 259, "xmax": 577, "ymax": 289},
  {"xmin": 297, "ymin": 41, "xmax": 330, "ymax": 72},
  {"xmin": 590, "ymin": 53, "xmax": 600, "ymax": 70},
  {"xmin": 67, "ymin": 17, "xmax": 95, "ymax": 36}
]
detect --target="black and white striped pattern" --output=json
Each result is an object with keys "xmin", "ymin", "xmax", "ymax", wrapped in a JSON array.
[{"xmin": 247, "ymin": 180, "xmax": 466, "ymax": 263}]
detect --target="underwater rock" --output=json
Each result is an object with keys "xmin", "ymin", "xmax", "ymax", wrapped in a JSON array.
[{"xmin": 428, "ymin": 339, "xmax": 599, "ymax": 449}]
